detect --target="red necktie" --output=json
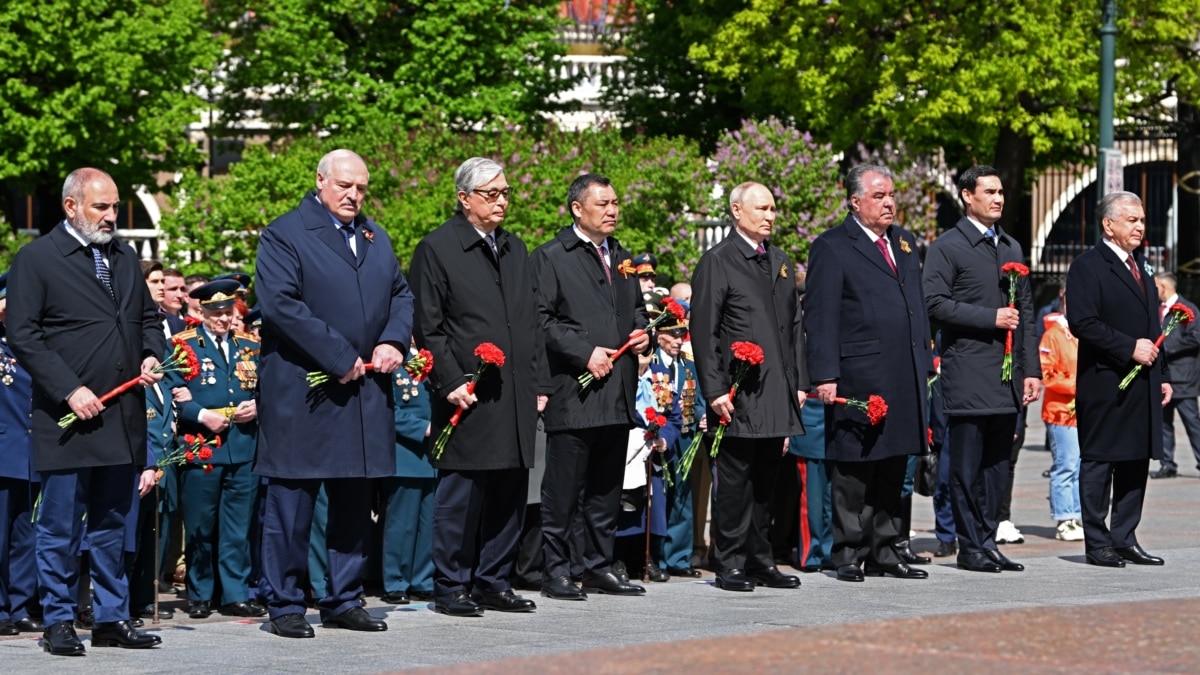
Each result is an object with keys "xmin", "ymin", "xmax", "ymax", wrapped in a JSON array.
[
  {"xmin": 594, "ymin": 243, "xmax": 612, "ymax": 284},
  {"xmin": 1160, "ymin": 303, "xmax": 1169, "ymax": 325},
  {"xmin": 1126, "ymin": 256, "xmax": 1144, "ymax": 294},
  {"xmin": 875, "ymin": 237, "xmax": 897, "ymax": 275}
]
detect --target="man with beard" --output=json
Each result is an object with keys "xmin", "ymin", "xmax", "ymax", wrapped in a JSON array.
[
  {"xmin": 7, "ymin": 168, "xmax": 165, "ymax": 655},
  {"xmin": 409, "ymin": 157, "xmax": 547, "ymax": 616}
]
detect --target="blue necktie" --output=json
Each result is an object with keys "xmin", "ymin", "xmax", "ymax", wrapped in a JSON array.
[
  {"xmin": 341, "ymin": 223, "xmax": 355, "ymax": 252},
  {"xmin": 90, "ymin": 245, "xmax": 115, "ymax": 301},
  {"xmin": 984, "ymin": 228, "xmax": 996, "ymax": 246}
]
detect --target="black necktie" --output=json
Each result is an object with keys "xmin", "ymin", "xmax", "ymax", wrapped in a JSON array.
[{"xmin": 215, "ymin": 334, "xmax": 227, "ymax": 365}]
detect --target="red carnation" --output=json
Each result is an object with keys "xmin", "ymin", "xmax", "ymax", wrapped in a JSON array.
[
  {"xmin": 661, "ymin": 297, "xmax": 686, "ymax": 322},
  {"xmin": 1120, "ymin": 302, "xmax": 1197, "ymax": 389},
  {"xmin": 198, "ymin": 447, "xmax": 213, "ymax": 461},
  {"xmin": 474, "ymin": 342, "xmax": 506, "ymax": 368},
  {"xmin": 213, "ymin": 436, "xmax": 222, "ymax": 448},
  {"xmin": 433, "ymin": 341, "xmax": 507, "ymax": 459},
  {"xmin": 203, "ymin": 464, "xmax": 213, "ymax": 474},
  {"xmin": 866, "ymin": 395, "xmax": 889, "ymax": 426},
  {"xmin": 1171, "ymin": 303, "xmax": 1195, "ymax": 325},
  {"xmin": 731, "ymin": 341, "xmax": 765, "ymax": 366},
  {"xmin": 185, "ymin": 450, "xmax": 195, "ymax": 462},
  {"xmin": 655, "ymin": 414, "xmax": 667, "ymax": 428},
  {"xmin": 1000, "ymin": 262, "xmax": 1030, "ymax": 276}
]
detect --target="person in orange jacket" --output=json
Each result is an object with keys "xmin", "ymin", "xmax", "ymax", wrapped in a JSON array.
[{"xmin": 1040, "ymin": 295, "xmax": 1083, "ymax": 542}]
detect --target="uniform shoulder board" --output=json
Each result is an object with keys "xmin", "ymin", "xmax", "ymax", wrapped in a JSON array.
[
  {"xmin": 234, "ymin": 331, "xmax": 259, "ymax": 343},
  {"xmin": 172, "ymin": 328, "xmax": 199, "ymax": 341}
]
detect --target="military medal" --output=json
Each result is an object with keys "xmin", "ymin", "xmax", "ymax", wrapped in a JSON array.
[
  {"xmin": 147, "ymin": 407, "xmax": 157, "ymax": 420},
  {"xmin": 899, "ymin": 238, "xmax": 912, "ymax": 254}
]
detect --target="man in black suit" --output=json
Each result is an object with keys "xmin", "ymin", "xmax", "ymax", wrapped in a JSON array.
[
  {"xmin": 691, "ymin": 181, "xmax": 806, "ymax": 592},
  {"xmin": 923, "ymin": 165, "xmax": 1042, "ymax": 574},
  {"xmin": 1066, "ymin": 191, "xmax": 1169, "ymax": 567},
  {"xmin": 532, "ymin": 174, "xmax": 649, "ymax": 600},
  {"xmin": 409, "ymin": 157, "xmax": 547, "ymax": 617},
  {"xmin": 7, "ymin": 168, "xmax": 166, "ymax": 655},
  {"xmin": 1150, "ymin": 272, "xmax": 1200, "ymax": 479},
  {"xmin": 804, "ymin": 166, "xmax": 932, "ymax": 582}
]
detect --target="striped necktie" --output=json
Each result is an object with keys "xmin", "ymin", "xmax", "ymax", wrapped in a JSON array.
[{"xmin": 90, "ymin": 245, "xmax": 116, "ymax": 301}]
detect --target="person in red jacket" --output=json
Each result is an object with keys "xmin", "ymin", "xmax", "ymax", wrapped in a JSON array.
[{"xmin": 1039, "ymin": 298, "xmax": 1083, "ymax": 542}]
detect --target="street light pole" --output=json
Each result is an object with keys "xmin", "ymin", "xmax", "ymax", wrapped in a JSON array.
[{"xmin": 1097, "ymin": 0, "xmax": 1119, "ymax": 201}]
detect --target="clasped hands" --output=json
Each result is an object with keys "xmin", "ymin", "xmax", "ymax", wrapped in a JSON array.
[{"xmin": 339, "ymin": 343, "xmax": 406, "ymax": 384}]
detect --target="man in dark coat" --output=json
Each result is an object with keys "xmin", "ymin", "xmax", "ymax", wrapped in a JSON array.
[
  {"xmin": 254, "ymin": 149, "xmax": 414, "ymax": 637},
  {"xmin": 1150, "ymin": 272, "xmax": 1200, "ymax": 479},
  {"xmin": 7, "ymin": 168, "xmax": 165, "ymax": 655},
  {"xmin": 922, "ymin": 165, "xmax": 1042, "ymax": 574},
  {"xmin": 804, "ymin": 165, "xmax": 931, "ymax": 583},
  {"xmin": 532, "ymin": 173, "xmax": 649, "ymax": 600},
  {"xmin": 410, "ymin": 157, "xmax": 547, "ymax": 617},
  {"xmin": 1066, "ymin": 191, "xmax": 1169, "ymax": 567},
  {"xmin": 691, "ymin": 181, "xmax": 807, "ymax": 592}
]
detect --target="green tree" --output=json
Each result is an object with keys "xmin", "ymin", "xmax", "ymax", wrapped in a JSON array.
[
  {"xmin": 208, "ymin": 0, "xmax": 571, "ymax": 136},
  {"xmin": 0, "ymin": 0, "xmax": 220, "ymax": 225}
]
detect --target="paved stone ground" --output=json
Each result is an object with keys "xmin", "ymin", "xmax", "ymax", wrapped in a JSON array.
[{"xmin": 4, "ymin": 406, "xmax": 1199, "ymax": 673}]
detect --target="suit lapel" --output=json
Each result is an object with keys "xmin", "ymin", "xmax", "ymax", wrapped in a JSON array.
[
  {"xmin": 1101, "ymin": 245, "xmax": 1147, "ymax": 307},
  {"xmin": 848, "ymin": 222, "xmax": 896, "ymax": 278}
]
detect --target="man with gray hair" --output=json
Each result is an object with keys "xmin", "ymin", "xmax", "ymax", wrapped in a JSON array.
[
  {"xmin": 1149, "ymin": 272, "xmax": 1200, "ymax": 479},
  {"xmin": 1066, "ymin": 191, "xmax": 1169, "ymax": 567},
  {"xmin": 255, "ymin": 149, "xmax": 413, "ymax": 637},
  {"xmin": 409, "ymin": 157, "xmax": 547, "ymax": 617}
]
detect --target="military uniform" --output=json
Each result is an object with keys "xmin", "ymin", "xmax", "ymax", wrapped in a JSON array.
[
  {"xmin": 0, "ymin": 331, "xmax": 39, "ymax": 633},
  {"xmin": 162, "ymin": 315, "xmax": 262, "ymax": 615},
  {"xmin": 654, "ymin": 345, "xmax": 706, "ymax": 574}
]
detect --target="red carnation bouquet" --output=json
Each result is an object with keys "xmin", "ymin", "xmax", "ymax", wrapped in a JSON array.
[
  {"xmin": 679, "ymin": 341, "xmax": 764, "ymax": 473},
  {"xmin": 806, "ymin": 392, "xmax": 889, "ymax": 426},
  {"xmin": 578, "ymin": 297, "xmax": 687, "ymax": 388},
  {"xmin": 1000, "ymin": 262, "xmax": 1030, "ymax": 382},
  {"xmin": 1118, "ymin": 302, "xmax": 1195, "ymax": 390},
  {"xmin": 642, "ymin": 405, "xmax": 672, "ymax": 486},
  {"xmin": 432, "ymin": 342, "xmax": 505, "ymax": 459},
  {"xmin": 58, "ymin": 338, "xmax": 201, "ymax": 429},
  {"xmin": 156, "ymin": 432, "xmax": 222, "ymax": 478},
  {"xmin": 306, "ymin": 348, "xmax": 434, "ymax": 387}
]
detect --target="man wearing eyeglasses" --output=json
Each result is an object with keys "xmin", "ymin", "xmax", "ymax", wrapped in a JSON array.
[{"xmin": 409, "ymin": 157, "xmax": 547, "ymax": 618}]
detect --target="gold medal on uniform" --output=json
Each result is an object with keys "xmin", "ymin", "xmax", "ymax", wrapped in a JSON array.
[
  {"xmin": 146, "ymin": 407, "xmax": 157, "ymax": 420},
  {"xmin": 235, "ymin": 356, "xmax": 258, "ymax": 391}
]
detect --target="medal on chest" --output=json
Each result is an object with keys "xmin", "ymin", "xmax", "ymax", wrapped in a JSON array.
[
  {"xmin": 0, "ymin": 356, "xmax": 15, "ymax": 386},
  {"xmin": 681, "ymin": 371, "xmax": 697, "ymax": 429},
  {"xmin": 200, "ymin": 358, "xmax": 217, "ymax": 385},
  {"xmin": 395, "ymin": 373, "xmax": 420, "ymax": 402},
  {"xmin": 234, "ymin": 348, "xmax": 258, "ymax": 391}
]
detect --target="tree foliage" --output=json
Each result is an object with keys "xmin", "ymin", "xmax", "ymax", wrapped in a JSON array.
[
  {"xmin": 208, "ymin": 0, "xmax": 572, "ymax": 136},
  {"xmin": 0, "ymin": 1, "xmax": 219, "ymax": 201}
]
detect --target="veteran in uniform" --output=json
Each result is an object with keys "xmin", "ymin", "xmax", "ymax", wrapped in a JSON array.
[{"xmin": 162, "ymin": 279, "xmax": 265, "ymax": 619}]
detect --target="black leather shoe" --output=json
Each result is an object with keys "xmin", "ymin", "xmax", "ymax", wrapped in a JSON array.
[
  {"xmin": 408, "ymin": 590, "xmax": 435, "ymax": 602},
  {"xmin": 985, "ymin": 549, "xmax": 1025, "ymax": 572},
  {"xmin": 541, "ymin": 576, "xmax": 587, "ymax": 601},
  {"xmin": 220, "ymin": 601, "xmax": 267, "ymax": 617},
  {"xmin": 434, "ymin": 591, "xmax": 484, "ymax": 617},
  {"xmin": 714, "ymin": 569, "xmax": 755, "ymax": 592},
  {"xmin": 611, "ymin": 560, "xmax": 631, "ymax": 583},
  {"xmin": 136, "ymin": 605, "xmax": 173, "ymax": 620},
  {"xmin": 864, "ymin": 562, "xmax": 929, "ymax": 579},
  {"xmin": 74, "ymin": 606, "xmax": 93, "ymax": 630},
  {"xmin": 893, "ymin": 539, "xmax": 932, "ymax": 565},
  {"xmin": 269, "ymin": 613, "xmax": 315, "ymax": 638},
  {"xmin": 646, "ymin": 564, "xmax": 670, "ymax": 583},
  {"xmin": 187, "ymin": 601, "xmax": 211, "ymax": 619},
  {"xmin": 669, "ymin": 567, "xmax": 702, "ymax": 578},
  {"xmin": 41, "ymin": 620, "xmax": 86, "ymax": 656},
  {"xmin": 956, "ymin": 551, "xmax": 1002, "ymax": 573},
  {"xmin": 381, "ymin": 591, "xmax": 410, "ymax": 605},
  {"xmin": 1086, "ymin": 547, "xmax": 1126, "ymax": 568},
  {"xmin": 933, "ymin": 541, "xmax": 957, "ymax": 557},
  {"xmin": 323, "ymin": 606, "xmax": 387, "ymax": 631},
  {"xmin": 1150, "ymin": 467, "xmax": 1177, "ymax": 479},
  {"xmin": 15, "ymin": 616, "xmax": 44, "ymax": 632},
  {"xmin": 128, "ymin": 617, "xmax": 145, "ymax": 628},
  {"xmin": 836, "ymin": 564, "xmax": 865, "ymax": 582},
  {"xmin": 1115, "ymin": 544, "xmax": 1164, "ymax": 565},
  {"xmin": 581, "ymin": 571, "xmax": 646, "ymax": 596},
  {"xmin": 470, "ymin": 589, "xmax": 536, "ymax": 613},
  {"xmin": 91, "ymin": 620, "xmax": 162, "ymax": 648},
  {"xmin": 0, "ymin": 619, "xmax": 16, "ymax": 636},
  {"xmin": 747, "ymin": 567, "xmax": 801, "ymax": 588}
]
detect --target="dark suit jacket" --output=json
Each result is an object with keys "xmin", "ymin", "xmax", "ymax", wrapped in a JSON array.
[
  {"xmin": 803, "ymin": 215, "xmax": 930, "ymax": 462},
  {"xmin": 409, "ymin": 213, "xmax": 547, "ymax": 470},
  {"xmin": 1161, "ymin": 294, "xmax": 1200, "ymax": 399},
  {"xmin": 0, "ymin": 337, "xmax": 35, "ymax": 481},
  {"xmin": 531, "ymin": 226, "xmax": 646, "ymax": 432},
  {"xmin": 254, "ymin": 192, "xmax": 414, "ymax": 479},
  {"xmin": 691, "ymin": 234, "xmax": 807, "ymax": 439},
  {"xmin": 1066, "ymin": 243, "xmax": 1166, "ymax": 462},
  {"xmin": 7, "ymin": 223, "xmax": 165, "ymax": 471},
  {"xmin": 923, "ymin": 218, "xmax": 1040, "ymax": 415}
]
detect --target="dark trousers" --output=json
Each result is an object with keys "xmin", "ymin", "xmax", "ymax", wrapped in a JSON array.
[
  {"xmin": 540, "ymin": 426, "xmax": 626, "ymax": 581},
  {"xmin": 1161, "ymin": 397, "xmax": 1200, "ymax": 472},
  {"xmin": 433, "ymin": 468, "xmax": 526, "ymax": 597},
  {"xmin": 180, "ymin": 461, "xmax": 257, "ymax": 605},
  {"xmin": 932, "ymin": 440, "xmax": 956, "ymax": 543},
  {"xmin": 37, "ymin": 465, "xmax": 135, "ymax": 624},
  {"xmin": 830, "ymin": 455, "xmax": 906, "ymax": 567},
  {"xmin": 1080, "ymin": 458, "xmax": 1149, "ymax": 551},
  {"xmin": 0, "ymin": 477, "xmax": 39, "ymax": 622},
  {"xmin": 381, "ymin": 476, "xmax": 436, "ymax": 595},
  {"xmin": 948, "ymin": 414, "xmax": 1017, "ymax": 555},
  {"xmin": 712, "ymin": 436, "xmax": 784, "ymax": 573},
  {"xmin": 126, "ymin": 487, "xmax": 159, "ymax": 612},
  {"xmin": 511, "ymin": 503, "xmax": 544, "ymax": 589},
  {"xmin": 260, "ymin": 477, "xmax": 370, "ymax": 621},
  {"xmin": 690, "ymin": 441, "xmax": 713, "ymax": 564}
]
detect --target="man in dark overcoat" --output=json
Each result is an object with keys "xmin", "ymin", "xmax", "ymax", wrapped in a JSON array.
[
  {"xmin": 254, "ymin": 149, "xmax": 413, "ymax": 637},
  {"xmin": 410, "ymin": 157, "xmax": 547, "ymax": 617},
  {"xmin": 691, "ymin": 181, "xmax": 807, "ymax": 592},
  {"xmin": 7, "ymin": 168, "xmax": 165, "ymax": 654},
  {"xmin": 1150, "ymin": 272, "xmax": 1200, "ymax": 479},
  {"xmin": 532, "ymin": 173, "xmax": 649, "ymax": 600},
  {"xmin": 804, "ymin": 165, "xmax": 931, "ymax": 583},
  {"xmin": 1066, "ymin": 191, "xmax": 1169, "ymax": 567},
  {"xmin": 922, "ymin": 165, "xmax": 1042, "ymax": 574},
  {"xmin": 0, "ymin": 274, "xmax": 42, "ymax": 636}
]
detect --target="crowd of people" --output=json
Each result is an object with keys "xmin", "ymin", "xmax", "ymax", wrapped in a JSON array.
[{"xmin": 0, "ymin": 152, "xmax": 1186, "ymax": 657}]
